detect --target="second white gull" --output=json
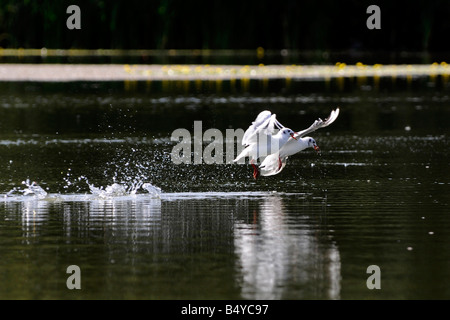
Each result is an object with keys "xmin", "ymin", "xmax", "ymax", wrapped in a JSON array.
[{"xmin": 258, "ymin": 108, "xmax": 340, "ymax": 177}]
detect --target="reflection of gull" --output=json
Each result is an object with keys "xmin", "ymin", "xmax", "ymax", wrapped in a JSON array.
[{"xmin": 233, "ymin": 195, "xmax": 341, "ymax": 299}]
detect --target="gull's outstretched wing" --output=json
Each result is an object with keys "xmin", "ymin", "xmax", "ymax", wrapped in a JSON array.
[
  {"xmin": 293, "ymin": 108, "xmax": 340, "ymax": 139},
  {"xmin": 242, "ymin": 110, "xmax": 285, "ymax": 145}
]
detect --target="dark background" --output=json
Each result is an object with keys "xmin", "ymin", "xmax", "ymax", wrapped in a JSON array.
[{"xmin": 1, "ymin": 0, "xmax": 449, "ymax": 52}]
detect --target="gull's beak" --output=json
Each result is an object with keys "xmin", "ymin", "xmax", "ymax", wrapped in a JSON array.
[
  {"xmin": 290, "ymin": 133, "xmax": 297, "ymax": 140},
  {"xmin": 314, "ymin": 144, "xmax": 320, "ymax": 152}
]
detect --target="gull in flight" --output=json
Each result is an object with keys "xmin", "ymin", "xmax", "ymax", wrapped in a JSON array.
[
  {"xmin": 236, "ymin": 108, "xmax": 340, "ymax": 179},
  {"xmin": 233, "ymin": 111, "xmax": 297, "ymax": 179}
]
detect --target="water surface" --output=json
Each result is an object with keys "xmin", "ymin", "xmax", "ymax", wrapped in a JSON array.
[{"xmin": 0, "ymin": 82, "xmax": 449, "ymax": 299}]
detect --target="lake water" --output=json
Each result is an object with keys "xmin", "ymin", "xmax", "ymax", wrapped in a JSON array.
[{"xmin": 0, "ymin": 79, "xmax": 449, "ymax": 299}]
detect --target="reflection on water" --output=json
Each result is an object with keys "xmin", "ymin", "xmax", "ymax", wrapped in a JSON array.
[
  {"xmin": 5, "ymin": 195, "xmax": 162, "ymax": 240},
  {"xmin": 1, "ymin": 192, "xmax": 343, "ymax": 299},
  {"xmin": 234, "ymin": 194, "xmax": 341, "ymax": 299}
]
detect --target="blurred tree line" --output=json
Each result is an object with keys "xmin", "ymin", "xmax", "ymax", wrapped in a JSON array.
[{"xmin": 0, "ymin": 0, "xmax": 449, "ymax": 52}]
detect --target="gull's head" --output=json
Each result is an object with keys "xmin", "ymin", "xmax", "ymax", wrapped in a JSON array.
[
  {"xmin": 307, "ymin": 137, "xmax": 320, "ymax": 152},
  {"xmin": 280, "ymin": 128, "xmax": 297, "ymax": 140}
]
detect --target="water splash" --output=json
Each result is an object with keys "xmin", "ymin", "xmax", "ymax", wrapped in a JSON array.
[
  {"xmin": 3, "ymin": 143, "xmax": 164, "ymax": 199},
  {"xmin": 5, "ymin": 179, "xmax": 48, "ymax": 199},
  {"xmin": 59, "ymin": 144, "xmax": 163, "ymax": 198},
  {"xmin": 4, "ymin": 175, "xmax": 161, "ymax": 200},
  {"xmin": 79, "ymin": 176, "xmax": 161, "ymax": 199},
  {"xmin": 88, "ymin": 182, "xmax": 128, "ymax": 198},
  {"xmin": 142, "ymin": 183, "xmax": 162, "ymax": 196}
]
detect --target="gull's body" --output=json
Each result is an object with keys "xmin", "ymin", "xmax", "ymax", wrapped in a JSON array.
[
  {"xmin": 234, "ymin": 110, "xmax": 297, "ymax": 178},
  {"xmin": 233, "ymin": 127, "xmax": 295, "ymax": 163},
  {"xmin": 258, "ymin": 108, "xmax": 340, "ymax": 177},
  {"xmin": 259, "ymin": 137, "xmax": 317, "ymax": 176}
]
